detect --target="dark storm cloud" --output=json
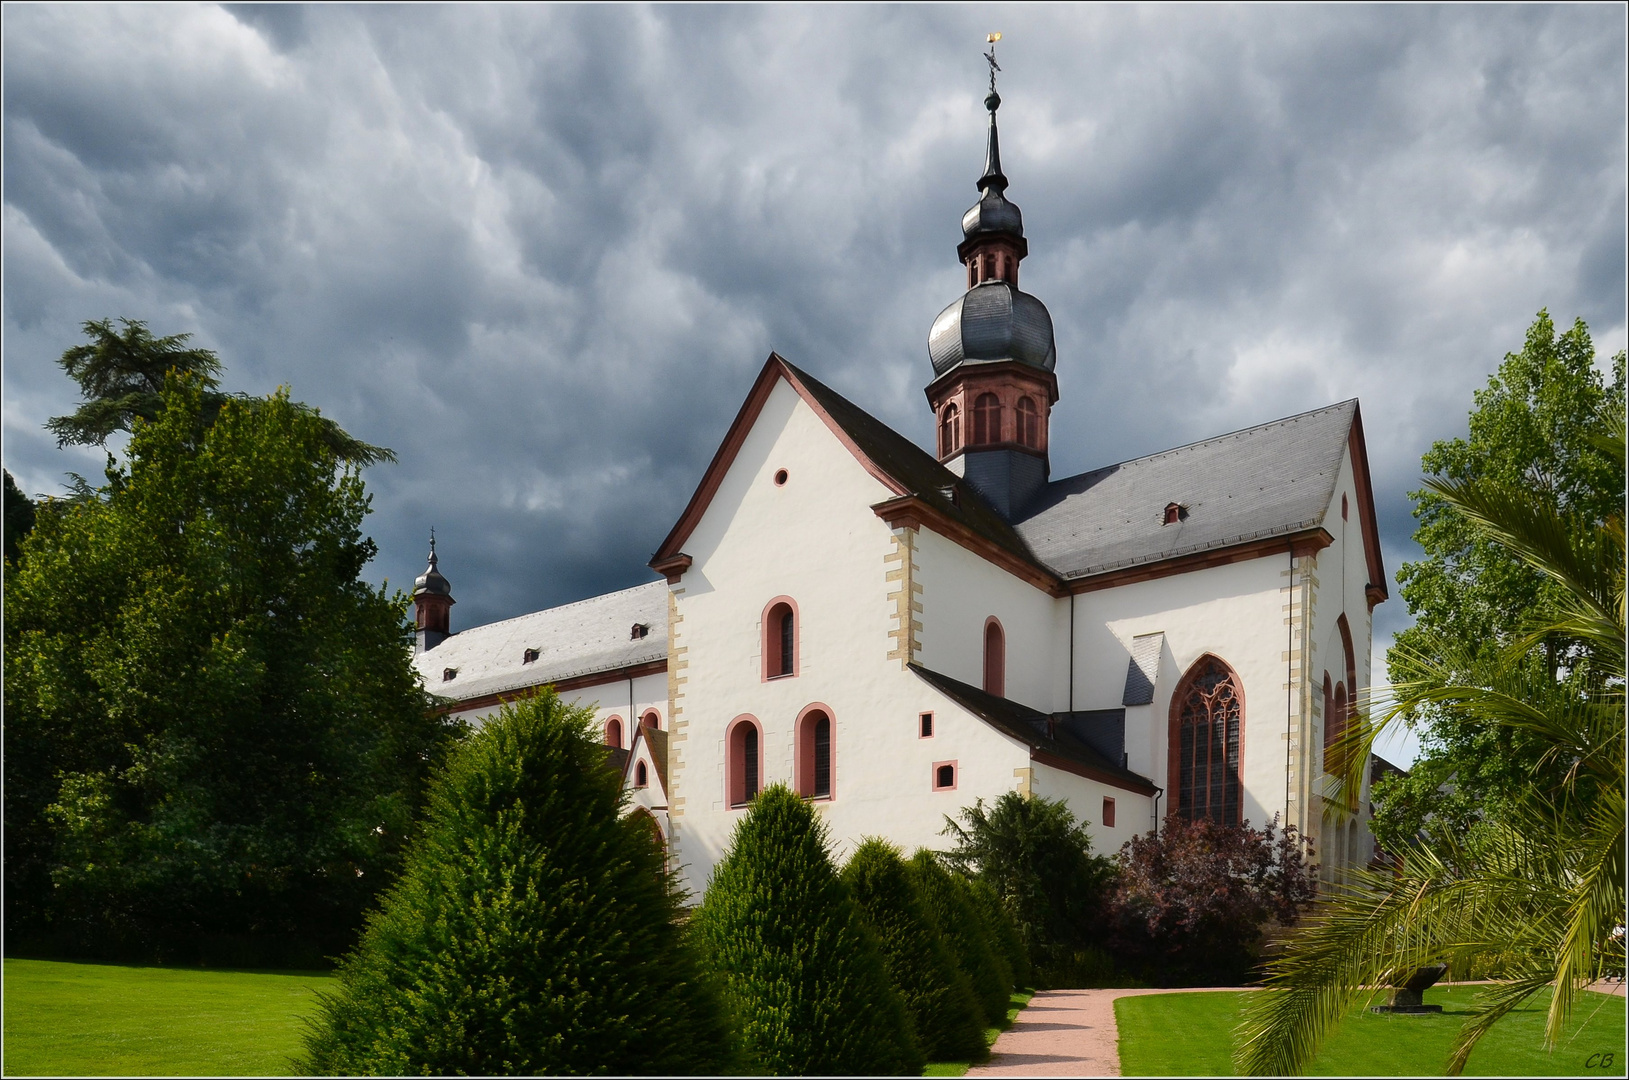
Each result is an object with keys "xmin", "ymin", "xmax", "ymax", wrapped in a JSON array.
[{"xmin": 5, "ymin": 4, "xmax": 1625, "ymax": 746}]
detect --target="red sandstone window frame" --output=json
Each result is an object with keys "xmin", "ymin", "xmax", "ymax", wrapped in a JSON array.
[
  {"xmin": 604, "ymin": 715, "xmax": 624, "ymax": 749},
  {"xmin": 1168, "ymin": 654, "xmax": 1246, "ymax": 825},
  {"xmin": 1016, "ymin": 396, "xmax": 1039, "ymax": 448},
  {"xmin": 983, "ymin": 617, "xmax": 1006, "ymax": 697},
  {"xmin": 919, "ymin": 711, "xmax": 934, "ymax": 738},
  {"xmin": 642, "ymin": 708, "xmax": 662, "ymax": 731},
  {"xmin": 972, "ymin": 392, "xmax": 1002, "ymax": 445},
  {"xmin": 940, "ymin": 403, "xmax": 962, "ymax": 457},
  {"xmin": 932, "ymin": 760, "xmax": 959, "ymax": 791},
  {"xmin": 726, "ymin": 715, "xmax": 764, "ymax": 809},
  {"xmin": 634, "ymin": 760, "xmax": 649, "ymax": 788},
  {"xmin": 794, "ymin": 703, "xmax": 836, "ymax": 801},
  {"xmin": 761, "ymin": 596, "xmax": 800, "ymax": 681},
  {"xmin": 1102, "ymin": 796, "xmax": 1116, "ymax": 829}
]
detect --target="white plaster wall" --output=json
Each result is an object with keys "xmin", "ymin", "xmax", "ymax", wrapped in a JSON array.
[
  {"xmin": 667, "ymin": 378, "xmax": 1037, "ymax": 898},
  {"xmin": 1029, "ymin": 761, "xmax": 1155, "ymax": 856},
  {"xmin": 445, "ymin": 670, "xmax": 669, "ymax": 749},
  {"xmin": 912, "ymin": 525, "xmax": 1058, "ymax": 712},
  {"xmin": 1070, "ymin": 555, "xmax": 1297, "ymax": 829}
]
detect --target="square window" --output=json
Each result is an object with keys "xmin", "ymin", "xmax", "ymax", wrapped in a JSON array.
[
  {"xmin": 919, "ymin": 712, "xmax": 934, "ymax": 738},
  {"xmin": 933, "ymin": 761, "xmax": 957, "ymax": 791},
  {"xmin": 1102, "ymin": 797, "xmax": 1116, "ymax": 829}
]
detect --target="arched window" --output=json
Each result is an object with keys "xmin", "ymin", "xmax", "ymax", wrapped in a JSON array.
[
  {"xmin": 1328, "ymin": 683, "xmax": 1348, "ymax": 776},
  {"xmin": 1322, "ymin": 672, "xmax": 1337, "ymax": 775},
  {"xmin": 933, "ymin": 761, "xmax": 958, "ymax": 790},
  {"xmin": 983, "ymin": 618, "xmax": 1006, "ymax": 697},
  {"xmin": 1169, "ymin": 655, "xmax": 1244, "ymax": 824},
  {"xmin": 762, "ymin": 598, "xmax": 798, "ymax": 680},
  {"xmin": 796, "ymin": 706, "xmax": 834, "ymax": 800},
  {"xmin": 1016, "ymin": 396, "xmax": 1039, "ymax": 448},
  {"xmin": 728, "ymin": 717, "xmax": 761, "ymax": 807},
  {"xmin": 642, "ymin": 709, "xmax": 661, "ymax": 731},
  {"xmin": 940, "ymin": 404, "xmax": 961, "ymax": 457},
  {"xmin": 973, "ymin": 393, "xmax": 1002, "ymax": 445},
  {"xmin": 635, "ymin": 761, "xmax": 648, "ymax": 787},
  {"xmin": 605, "ymin": 716, "xmax": 624, "ymax": 749}
]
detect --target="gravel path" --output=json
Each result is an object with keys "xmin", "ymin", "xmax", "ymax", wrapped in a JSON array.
[{"xmin": 966, "ymin": 987, "xmax": 1241, "ymax": 1077}]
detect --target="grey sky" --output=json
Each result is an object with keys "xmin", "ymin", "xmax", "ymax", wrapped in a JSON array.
[{"xmin": 5, "ymin": 5, "xmax": 1625, "ymax": 765}]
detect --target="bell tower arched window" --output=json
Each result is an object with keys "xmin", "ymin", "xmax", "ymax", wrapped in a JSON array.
[
  {"xmin": 1016, "ymin": 396, "xmax": 1039, "ymax": 448},
  {"xmin": 983, "ymin": 618, "xmax": 1006, "ymax": 697},
  {"xmin": 940, "ymin": 403, "xmax": 961, "ymax": 457},
  {"xmin": 728, "ymin": 716, "xmax": 761, "ymax": 808},
  {"xmin": 1169, "ymin": 655, "xmax": 1244, "ymax": 824},
  {"xmin": 796, "ymin": 706, "xmax": 834, "ymax": 800},
  {"xmin": 973, "ymin": 393, "xmax": 1002, "ymax": 445}
]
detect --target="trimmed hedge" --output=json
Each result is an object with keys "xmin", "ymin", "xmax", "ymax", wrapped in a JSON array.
[
  {"xmin": 693, "ymin": 786, "xmax": 922, "ymax": 1076},
  {"xmin": 968, "ymin": 875, "xmax": 1031, "ymax": 991},
  {"xmin": 843, "ymin": 838, "xmax": 987, "ymax": 1063},
  {"xmin": 908, "ymin": 849, "xmax": 1012, "ymax": 1026},
  {"xmin": 298, "ymin": 690, "xmax": 734, "ymax": 1076}
]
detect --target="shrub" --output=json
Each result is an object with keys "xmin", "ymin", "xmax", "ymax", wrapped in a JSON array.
[
  {"xmin": 843, "ymin": 838, "xmax": 987, "ymax": 1063},
  {"xmin": 299, "ymin": 690, "xmax": 733, "ymax": 1076},
  {"xmin": 693, "ymin": 786, "xmax": 921, "ymax": 1076},
  {"xmin": 1107, "ymin": 814, "xmax": 1316, "ymax": 987},
  {"xmin": 967, "ymin": 876, "xmax": 1031, "ymax": 990},
  {"xmin": 908, "ymin": 849, "xmax": 1011, "ymax": 1026},
  {"xmin": 942, "ymin": 791, "xmax": 1117, "ymax": 987}
]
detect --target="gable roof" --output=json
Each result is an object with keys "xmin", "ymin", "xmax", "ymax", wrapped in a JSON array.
[
  {"xmin": 652, "ymin": 354, "xmax": 1385, "ymax": 602},
  {"xmin": 910, "ymin": 664, "xmax": 1158, "ymax": 795},
  {"xmin": 413, "ymin": 580, "xmax": 667, "ymax": 704},
  {"xmin": 651, "ymin": 353, "xmax": 1038, "ymax": 573},
  {"xmin": 1016, "ymin": 401, "xmax": 1369, "ymax": 584},
  {"xmin": 625, "ymin": 723, "xmax": 670, "ymax": 795}
]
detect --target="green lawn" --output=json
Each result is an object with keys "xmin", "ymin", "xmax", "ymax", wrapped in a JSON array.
[
  {"xmin": 1116, "ymin": 985, "xmax": 1627, "ymax": 1077},
  {"xmin": 923, "ymin": 990, "xmax": 1035, "ymax": 1077},
  {"xmin": 2, "ymin": 958, "xmax": 333, "ymax": 1076}
]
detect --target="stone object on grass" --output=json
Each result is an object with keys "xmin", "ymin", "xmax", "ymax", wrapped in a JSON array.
[{"xmin": 1369, "ymin": 962, "xmax": 1448, "ymax": 1014}]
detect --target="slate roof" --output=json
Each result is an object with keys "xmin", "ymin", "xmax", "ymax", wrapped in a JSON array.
[
  {"xmin": 413, "ymin": 580, "xmax": 667, "ymax": 704},
  {"xmin": 910, "ymin": 664, "xmax": 1157, "ymax": 794},
  {"xmin": 783, "ymin": 361, "xmax": 1357, "ymax": 587},
  {"xmin": 1016, "ymin": 401, "xmax": 1358, "ymax": 581}
]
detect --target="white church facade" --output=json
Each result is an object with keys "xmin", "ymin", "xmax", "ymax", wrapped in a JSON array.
[{"xmin": 410, "ymin": 85, "xmax": 1388, "ymax": 900}]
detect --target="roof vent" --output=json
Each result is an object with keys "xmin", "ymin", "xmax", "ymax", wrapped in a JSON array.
[
  {"xmin": 522, "ymin": 648, "xmax": 539, "ymax": 664},
  {"xmin": 1163, "ymin": 502, "xmax": 1188, "ymax": 525},
  {"xmin": 441, "ymin": 667, "xmax": 458, "ymax": 682},
  {"xmin": 631, "ymin": 623, "xmax": 650, "ymax": 640}
]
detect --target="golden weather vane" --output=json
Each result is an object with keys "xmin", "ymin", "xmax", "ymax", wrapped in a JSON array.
[{"xmin": 984, "ymin": 32, "xmax": 1002, "ymax": 95}]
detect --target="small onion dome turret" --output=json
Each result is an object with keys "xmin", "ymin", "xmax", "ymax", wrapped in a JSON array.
[
  {"xmin": 413, "ymin": 540, "xmax": 452, "ymax": 598},
  {"xmin": 928, "ymin": 280, "xmax": 1057, "ymax": 377}
]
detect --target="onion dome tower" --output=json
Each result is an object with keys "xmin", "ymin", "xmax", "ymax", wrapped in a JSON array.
[
  {"xmin": 412, "ymin": 531, "xmax": 454, "ymax": 652},
  {"xmin": 926, "ymin": 48, "xmax": 1058, "ymax": 519}
]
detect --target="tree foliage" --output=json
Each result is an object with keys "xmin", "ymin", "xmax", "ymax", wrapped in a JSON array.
[
  {"xmin": 1236, "ymin": 414, "xmax": 1624, "ymax": 1076},
  {"xmin": 1107, "ymin": 815, "xmax": 1316, "ymax": 986},
  {"xmin": 907, "ymin": 849, "xmax": 1012, "ymax": 1026},
  {"xmin": 4, "ymin": 374, "xmax": 455, "ymax": 963},
  {"xmin": 1379, "ymin": 311, "xmax": 1625, "ymax": 849},
  {"xmin": 692, "ymin": 785, "xmax": 922, "ymax": 1076},
  {"xmin": 300, "ymin": 690, "xmax": 735, "ymax": 1076},
  {"xmin": 4, "ymin": 468, "xmax": 35, "ymax": 563},
  {"xmin": 46, "ymin": 318, "xmax": 393, "ymax": 467},
  {"xmin": 942, "ymin": 791, "xmax": 1116, "ymax": 987},
  {"xmin": 968, "ymin": 875, "xmax": 1031, "ymax": 991},
  {"xmin": 843, "ymin": 838, "xmax": 988, "ymax": 1063}
]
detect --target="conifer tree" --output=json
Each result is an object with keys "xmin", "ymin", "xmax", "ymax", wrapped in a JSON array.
[
  {"xmin": 909, "ymin": 849, "xmax": 1012, "ymax": 1026},
  {"xmin": 300, "ymin": 690, "xmax": 734, "ymax": 1076},
  {"xmin": 693, "ymin": 786, "xmax": 922, "ymax": 1076},
  {"xmin": 968, "ymin": 875, "xmax": 1032, "ymax": 991},
  {"xmin": 843, "ymin": 838, "xmax": 987, "ymax": 1063}
]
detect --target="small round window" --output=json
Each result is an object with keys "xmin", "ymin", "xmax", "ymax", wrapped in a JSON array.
[{"xmin": 774, "ymin": 468, "xmax": 789, "ymax": 486}]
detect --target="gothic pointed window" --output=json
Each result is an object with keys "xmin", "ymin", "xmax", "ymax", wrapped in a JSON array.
[
  {"xmin": 1169, "ymin": 655, "xmax": 1243, "ymax": 824},
  {"xmin": 1016, "ymin": 396, "xmax": 1039, "ymax": 448},
  {"xmin": 940, "ymin": 404, "xmax": 961, "ymax": 457},
  {"xmin": 973, "ymin": 393, "xmax": 1002, "ymax": 445}
]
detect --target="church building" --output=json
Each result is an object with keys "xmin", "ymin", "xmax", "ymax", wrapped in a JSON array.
[{"xmin": 411, "ymin": 81, "xmax": 1387, "ymax": 898}]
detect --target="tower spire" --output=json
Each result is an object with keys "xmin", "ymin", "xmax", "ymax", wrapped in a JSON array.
[
  {"xmin": 412, "ymin": 528, "xmax": 455, "ymax": 652},
  {"xmin": 980, "ymin": 33, "xmax": 1007, "ymax": 194}
]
